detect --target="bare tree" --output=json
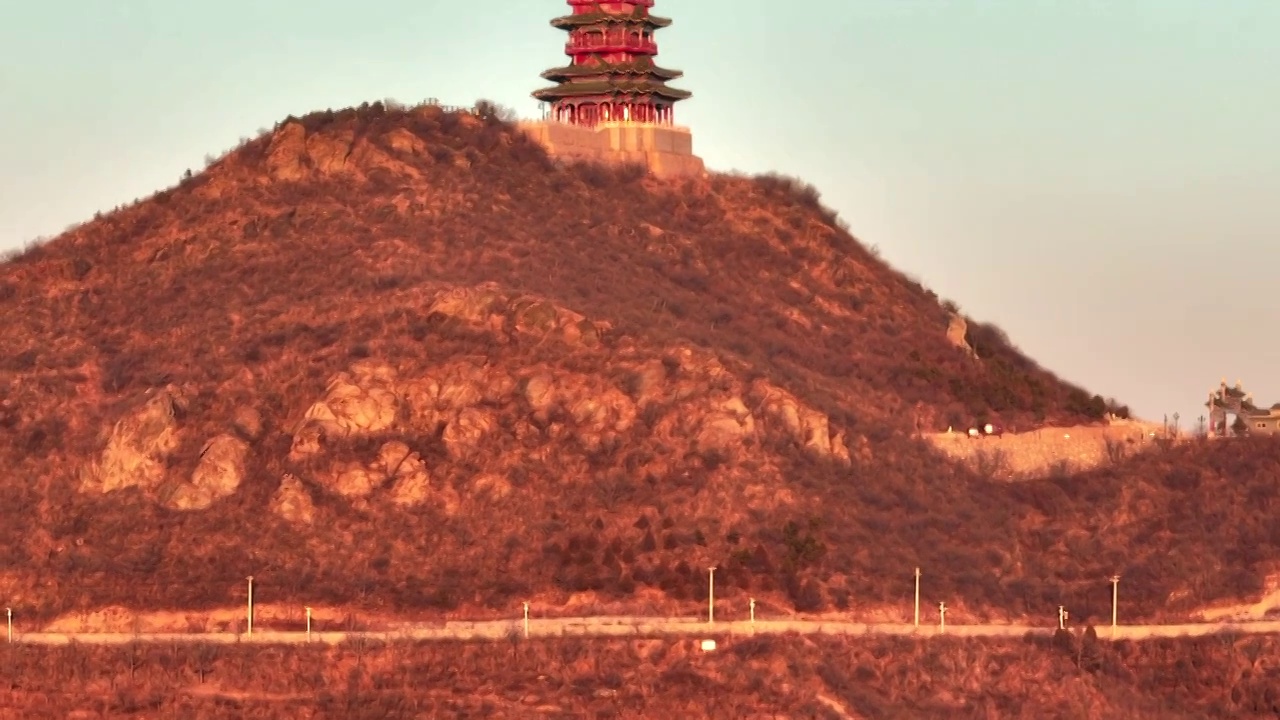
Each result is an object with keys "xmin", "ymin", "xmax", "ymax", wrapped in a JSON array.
[
  {"xmin": 1104, "ymin": 437, "xmax": 1127, "ymax": 465},
  {"xmin": 194, "ymin": 642, "xmax": 218, "ymax": 684},
  {"xmin": 1193, "ymin": 415, "xmax": 1208, "ymax": 439},
  {"xmin": 473, "ymin": 99, "xmax": 518, "ymax": 122},
  {"xmin": 971, "ymin": 447, "xmax": 1009, "ymax": 481}
]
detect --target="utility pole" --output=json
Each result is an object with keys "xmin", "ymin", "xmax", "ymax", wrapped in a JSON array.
[
  {"xmin": 6, "ymin": 608, "xmax": 10, "ymax": 644},
  {"xmin": 523, "ymin": 602, "xmax": 530, "ymax": 639},
  {"xmin": 1058, "ymin": 605, "xmax": 1068, "ymax": 630},
  {"xmin": 707, "ymin": 567, "xmax": 716, "ymax": 625},
  {"xmin": 914, "ymin": 567, "xmax": 921, "ymax": 627},
  {"xmin": 246, "ymin": 576, "xmax": 254, "ymax": 637},
  {"xmin": 1111, "ymin": 575, "xmax": 1121, "ymax": 635},
  {"xmin": 938, "ymin": 602, "xmax": 947, "ymax": 634},
  {"xmin": 749, "ymin": 598, "xmax": 756, "ymax": 627},
  {"xmin": 305, "ymin": 606, "xmax": 312, "ymax": 642}
]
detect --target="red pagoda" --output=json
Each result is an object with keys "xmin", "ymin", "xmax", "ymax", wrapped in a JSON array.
[{"xmin": 534, "ymin": 1, "xmax": 692, "ymax": 127}]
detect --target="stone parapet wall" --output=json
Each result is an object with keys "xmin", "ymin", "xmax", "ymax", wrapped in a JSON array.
[{"xmin": 517, "ymin": 120, "xmax": 705, "ymax": 179}]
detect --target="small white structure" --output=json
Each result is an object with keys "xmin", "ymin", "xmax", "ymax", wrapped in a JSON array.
[{"xmin": 700, "ymin": 639, "xmax": 717, "ymax": 652}]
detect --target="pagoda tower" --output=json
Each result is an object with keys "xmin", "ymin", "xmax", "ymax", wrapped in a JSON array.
[{"xmin": 534, "ymin": 0, "xmax": 692, "ymax": 127}]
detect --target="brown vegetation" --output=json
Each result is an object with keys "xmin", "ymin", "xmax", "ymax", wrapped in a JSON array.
[
  {"xmin": 1, "ymin": 633, "xmax": 1277, "ymax": 718},
  {"xmin": 0, "ymin": 101, "xmax": 1274, "ymax": 629}
]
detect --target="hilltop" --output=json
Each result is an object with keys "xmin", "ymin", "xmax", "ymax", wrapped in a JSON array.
[{"xmin": 0, "ymin": 101, "xmax": 1275, "ymax": 627}]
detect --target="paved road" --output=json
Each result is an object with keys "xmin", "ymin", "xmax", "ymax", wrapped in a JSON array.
[{"xmin": 10, "ymin": 616, "xmax": 1280, "ymax": 646}]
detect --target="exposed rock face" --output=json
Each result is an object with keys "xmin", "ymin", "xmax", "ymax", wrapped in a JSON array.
[
  {"xmin": 627, "ymin": 360, "xmax": 667, "ymax": 406},
  {"xmin": 328, "ymin": 461, "xmax": 384, "ymax": 499},
  {"xmin": 696, "ymin": 397, "xmax": 756, "ymax": 452},
  {"xmin": 473, "ymin": 473, "xmax": 512, "ymax": 501},
  {"xmin": 385, "ymin": 128, "xmax": 426, "ymax": 155},
  {"xmin": 263, "ymin": 121, "xmax": 418, "ymax": 185},
  {"xmin": 426, "ymin": 285, "xmax": 606, "ymax": 347},
  {"xmin": 430, "ymin": 286, "xmax": 505, "ymax": 325},
  {"xmin": 163, "ymin": 434, "xmax": 249, "ymax": 511},
  {"xmin": 750, "ymin": 380, "xmax": 851, "ymax": 464},
  {"xmin": 80, "ymin": 388, "xmax": 185, "ymax": 495},
  {"xmin": 270, "ymin": 474, "xmax": 316, "ymax": 526},
  {"xmin": 290, "ymin": 361, "xmax": 400, "ymax": 459},
  {"xmin": 91, "ymin": 289, "xmax": 856, "ymax": 524},
  {"xmin": 385, "ymin": 443, "xmax": 433, "ymax": 508},
  {"xmin": 265, "ymin": 122, "xmax": 307, "ymax": 182},
  {"xmin": 442, "ymin": 407, "xmax": 498, "ymax": 461},
  {"xmin": 402, "ymin": 360, "xmax": 513, "ymax": 434},
  {"xmin": 306, "ymin": 128, "xmax": 355, "ymax": 175},
  {"xmin": 947, "ymin": 313, "xmax": 977, "ymax": 359},
  {"xmin": 311, "ymin": 441, "xmax": 437, "ymax": 505},
  {"xmin": 520, "ymin": 371, "xmax": 636, "ymax": 452},
  {"xmin": 75, "ymin": 288, "xmax": 854, "ymax": 524},
  {"xmin": 233, "ymin": 407, "xmax": 263, "ymax": 440}
]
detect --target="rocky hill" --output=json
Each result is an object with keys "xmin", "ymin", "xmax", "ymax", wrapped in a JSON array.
[{"xmin": 0, "ymin": 101, "xmax": 1272, "ymax": 626}]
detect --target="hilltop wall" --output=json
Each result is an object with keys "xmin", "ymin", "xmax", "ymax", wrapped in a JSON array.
[{"xmin": 517, "ymin": 120, "xmax": 706, "ymax": 179}]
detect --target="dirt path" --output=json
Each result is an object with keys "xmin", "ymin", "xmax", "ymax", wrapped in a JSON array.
[
  {"xmin": 1198, "ymin": 584, "xmax": 1280, "ymax": 622},
  {"xmin": 10, "ymin": 617, "xmax": 1280, "ymax": 646},
  {"xmin": 925, "ymin": 419, "xmax": 1171, "ymax": 479}
]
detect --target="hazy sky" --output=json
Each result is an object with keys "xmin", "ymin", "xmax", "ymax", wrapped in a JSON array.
[{"xmin": 2, "ymin": 1, "xmax": 1278, "ymax": 424}]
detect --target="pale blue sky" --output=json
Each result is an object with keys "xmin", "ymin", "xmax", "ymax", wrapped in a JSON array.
[{"xmin": 2, "ymin": 1, "xmax": 1278, "ymax": 424}]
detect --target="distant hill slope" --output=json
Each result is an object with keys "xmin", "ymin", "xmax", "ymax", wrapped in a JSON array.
[{"xmin": 1, "ymin": 101, "xmax": 1264, "ymax": 624}]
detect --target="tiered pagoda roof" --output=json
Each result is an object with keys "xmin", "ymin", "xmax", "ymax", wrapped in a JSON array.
[
  {"xmin": 537, "ymin": 57, "xmax": 691, "ymax": 102},
  {"xmin": 533, "ymin": 1, "xmax": 691, "ymax": 110},
  {"xmin": 550, "ymin": 8, "xmax": 673, "ymax": 30},
  {"xmin": 540, "ymin": 56, "xmax": 684, "ymax": 82}
]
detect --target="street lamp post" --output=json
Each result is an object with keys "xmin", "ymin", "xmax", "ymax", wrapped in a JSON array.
[
  {"xmin": 914, "ymin": 567, "xmax": 921, "ymax": 627},
  {"xmin": 707, "ymin": 567, "xmax": 716, "ymax": 625},
  {"xmin": 246, "ymin": 576, "xmax": 254, "ymax": 637},
  {"xmin": 938, "ymin": 602, "xmax": 947, "ymax": 634},
  {"xmin": 1058, "ymin": 605, "xmax": 1068, "ymax": 631},
  {"xmin": 1111, "ymin": 575, "xmax": 1121, "ymax": 634},
  {"xmin": 6, "ymin": 608, "xmax": 10, "ymax": 644},
  {"xmin": 305, "ymin": 606, "xmax": 312, "ymax": 642},
  {"xmin": 523, "ymin": 602, "xmax": 530, "ymax": 639},
  {"xmin": 749, "ymin": 598, "xmax": 756, "ymax": 626}
]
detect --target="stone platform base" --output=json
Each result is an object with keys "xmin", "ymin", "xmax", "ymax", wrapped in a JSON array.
[{"xmin": 517, "ymin": 120, "xmax": 706, "ymax": 179}]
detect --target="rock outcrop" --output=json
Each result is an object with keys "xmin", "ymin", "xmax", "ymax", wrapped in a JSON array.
[
  {"xmin": 290, "ymin": 361, "xmax": 400, "ymax": 460},
  {"xmin": 750, "ymin": 380, "xmax": 851, "ymax": 464},
  {"xmin": 442, "ymin": 407, "xmax": 498, "ymax": 461},
  {"xmin": 80, "ymin": 388, "xmax": 186, "ymax": 495},
  {"xmin": 263, "ymin": 120, "xmax": 419, "ymax": 185},
  {"xmin": 270, "ymin": 474, "xmax": 316, "ymax": 526},
  {"xmin": 384, "ymin": 443, "xmax": 434, "ymax": 508},
  {"xmin": 696, "ymin": 397, "xmax": 756, "ymax": 452},
  {"xmin": 947, "ymin": 313, "xmax": 977, "ymax": 359},
  {"xmin": 265, "ymin": 122, "xmax": 308, "ymax": 182},
  {"xmin": 233, "ymin": 407, "xmax": 263, "ymax": 440},
  {"xmin": 162, "ymin": 434, "xmax": 249, "ymax": 511}
]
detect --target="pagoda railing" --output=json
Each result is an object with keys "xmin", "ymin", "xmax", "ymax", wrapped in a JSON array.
[
  {"xmin": 541, "ymin": 116, "xmax": 691, "ymax": 133},
  {"xmin": 566, "ymin": 38, "xmax": 658, "ymax": 55}
]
